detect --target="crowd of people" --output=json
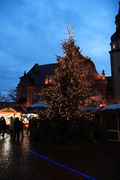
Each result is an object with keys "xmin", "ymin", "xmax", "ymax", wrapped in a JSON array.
[
  {"xmin": 11, "ymin": 117, "xmax": 24, "ymax": 140},
  {"xmin": 0, "ymin": 115, "xmax": 104, "ymax": 143},
  {"xmin": 0, "ymin": 116, "xmax": 39, "ymax": 141},
  {"xmin": 0, "ymin": 116, "xmax": 25, "ymax": 140}
]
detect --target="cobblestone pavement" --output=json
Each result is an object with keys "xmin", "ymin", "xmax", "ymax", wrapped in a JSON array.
[{"xmin": 0, "ymin": 132, "xmax": 120, "ymax": 180}]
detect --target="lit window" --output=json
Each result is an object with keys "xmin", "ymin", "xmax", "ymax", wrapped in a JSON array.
[{"xmin": 113, "ymin": 44, "xmax": 116, "ymax": 49}]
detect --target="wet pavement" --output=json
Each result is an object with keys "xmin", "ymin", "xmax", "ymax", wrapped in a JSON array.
[
  {"xmin": 0, "ymin": 132, "xmax": 120, "ymax": 180},
  {"xmin": 0, "ymin": 132, "xmax": 91, "ymax": 180}
]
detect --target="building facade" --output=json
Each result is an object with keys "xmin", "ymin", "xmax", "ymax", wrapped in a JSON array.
[
  {"xmin": 17, "ymin": 57, "xmax": 107, "ymax": 107},
  {"xmin": 17, "ymin": 63, "xmax": 57, "ymax": 107},
  {"xmin": 110, "ymin": 2, "xmax": 120, "ymax": 103},
  {"xmin": 17, "ymin": 3, "xmax": 120, "ymax": 107}
]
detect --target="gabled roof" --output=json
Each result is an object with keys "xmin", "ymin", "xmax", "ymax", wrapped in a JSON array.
[
  {"xmin": 0, "ymin": 107, "xmax": 17, "ymax": 113},
  {"xmin": 19, "ymin": 56, "xmax": 102, "ymax": 87},
  {"xmin": 20, "ymin": 63, "xmax": 57, "ymax": 86},
  {"xmin": 30, "ymin": 101, "xmax": 47, "ymax": 108},
  {"xmin": 0, "ymin": 107, "xmax": 20, "ymax": 114},
  {"xmin": 0, "ymin": 107, "xmax": 27, "ymax": 114}
]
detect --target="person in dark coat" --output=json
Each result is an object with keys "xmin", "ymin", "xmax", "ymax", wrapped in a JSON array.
[
  {"xmin": 20, "ymin": 119, "xmax": 24, "ymax": 139},
  {"xmin": 13, "ymin": 117, "xmax": 21, "ymax": 141},
  {"xmin": 9, "ymin": 117, "xmax": 14, "ymax": 137},
  {"xmin": 29, "ymin": 117, "xmax": 37, "ymax": 140},
  {"xmin": 0, "ymin": 117, "xmax": 6, "ymax": 137},
  {"xmin": 0, "ymin": 117, "xmax": 2, "ymax": 134}
]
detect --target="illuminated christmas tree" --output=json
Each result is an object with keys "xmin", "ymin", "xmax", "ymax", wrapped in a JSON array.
[{"xmin": 40, "ymin": 30, "xmax": 103, "ymax": 121}]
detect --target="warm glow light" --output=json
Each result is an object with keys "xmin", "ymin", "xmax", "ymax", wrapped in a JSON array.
[
  {"xmin": 45, "ymin": 78, "xmax": 49, "ymax": 84},
  {"xmin": 39, "ymin": 37, "xmax": 104, "ymax": 120},
  {"xmin": 113, "ymin": 44, "xmax": 116, "ymax": 49},
  {"xmin": 100, "ymin": 103, "xmax": 106, "ymax": 107}
]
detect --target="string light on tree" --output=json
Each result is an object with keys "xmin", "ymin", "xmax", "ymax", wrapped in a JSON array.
[{"xmin": 40, "ymin": 32, "xmax": 104, "ymax": 121}]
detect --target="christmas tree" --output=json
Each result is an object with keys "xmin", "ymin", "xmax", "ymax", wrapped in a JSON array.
[{"xmin": 40, "ymin": 33, "xmax": 103, "ymax": 121}]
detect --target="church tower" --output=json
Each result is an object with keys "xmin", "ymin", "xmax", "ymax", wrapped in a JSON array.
[{"xmin": 110, "ymin": 2, "xmax": 120, "ymax": 103}]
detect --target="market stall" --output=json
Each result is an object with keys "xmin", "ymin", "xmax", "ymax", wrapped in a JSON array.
[
  {"xmin": 0, "ymin": 107, "xmax": 22, "ymax": 125},
  {"xmin": 102, "ymin": 104, "xmax": 120, "ymax": 141}
]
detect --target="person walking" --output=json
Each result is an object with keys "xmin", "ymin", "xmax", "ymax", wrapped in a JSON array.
[
  {"xmin": 10, "ymin": 116, "xmax": 14, "ymax": 137},
  {"xmin": 0, "ymin": 117, "xmax": 6, "ymax": 138},
  {"xmin": 13, "ymin": 117, "xmax": 21, "ymax": 141},
  {"xmin": 20, "ymin": 118, "xmax": 24, "ymax": 139},
  {"xmin": 0, "ymin": 117, "xmax": 2, "ymax": 135}
]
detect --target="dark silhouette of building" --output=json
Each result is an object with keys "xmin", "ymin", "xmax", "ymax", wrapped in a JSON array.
[
  {"xmin": 110, "ymin": 2, "xmax": 120, "ymax": 103},
  {"xmin": 17, "ymin": 63, "xmax": 57, "ymax": 107}
]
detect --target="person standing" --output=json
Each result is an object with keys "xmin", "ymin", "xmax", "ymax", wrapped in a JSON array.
[
  {"xmin": 0, "ymin": 117, "xmax": 6, "ymax": 138},
  {"xmin": 0, "ymin": 117, "xmax": 2, "ymax": 135},
  {"xmin": 20, "ymin": 119, "xmax": 24, "ymax": 139},
  {"xmin": 13, "ymin": 117, "xmax": 21, "ymax": 141},
  {"xmin": 10, "ymin": 117, "xmax": 14, "ymax": 137}
]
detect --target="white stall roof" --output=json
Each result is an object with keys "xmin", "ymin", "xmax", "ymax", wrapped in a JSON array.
[
  {"xmin": 102, "ymin": 104, "xmax": 120, "ymax": 110},
  {"xmin": 0, "ymin": 107, "xmax": 20, "ymax": 114},
  {"xmin": 30, "ymin": 101, "xmax": 47, "ymax": 108}
]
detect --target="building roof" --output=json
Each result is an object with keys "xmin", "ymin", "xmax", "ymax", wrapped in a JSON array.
[
  {"xmin": 30, "ymin": 101, "xmax": 47, "ymax": 108},
  {"xmin": 111, "ymin": 3, "xmax": 120, "ymax": 42},
  {"xmin": 18, "ymin": 56, "xmax": 102, "ymax": 87},
  {"xmin": 19, "ymin": 63, "xmax": 57, "ymax": 86},
  {"xmin": 111, "ymin": 30, "xmax": 120, "ymax": 42},
  {"xmin": 102, "ymin": 104, "xmax": 120, "ymax": 110},
  {"xmin": 0, "ymin": 107, "xmax": 21, "ymax": 114}
]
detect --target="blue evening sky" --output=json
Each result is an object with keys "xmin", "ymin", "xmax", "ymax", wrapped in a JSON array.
[{"xmin": 0, "ymin": 0, "xmax": 119, "ymax": 94}]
